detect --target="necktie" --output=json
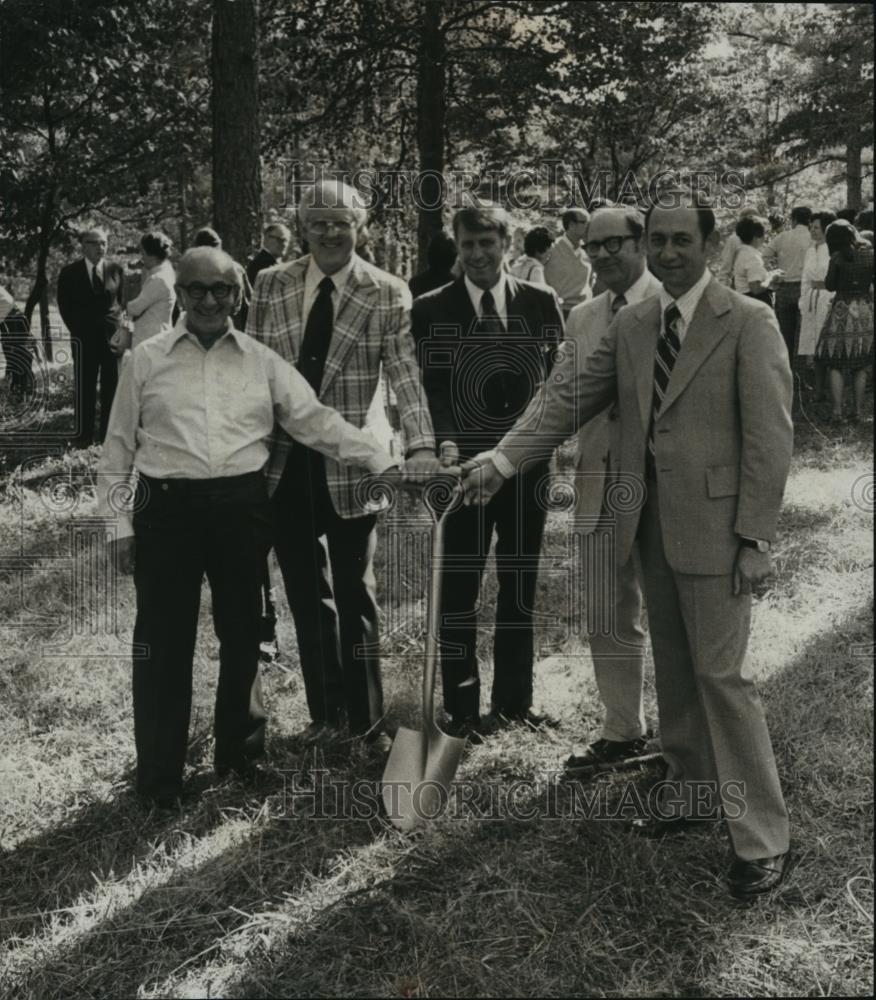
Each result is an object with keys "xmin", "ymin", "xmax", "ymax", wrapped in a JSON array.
[
  {"xmin": 611, "ymin": 293, "xmax": 627, "ymax": 316},
  {"xmin": 91, "ymin": 264, "xmax": 103, "ymax": 294},
  {"xmin": 646, "ymin": 304, "xmax": 681, "ymax": 474},
  {"xmin": 479, "ymin": 289, "xmax": 505, "ymax": 336},
  {"xmin": 298, "ymin": 276, "xmax": 335, "ymax": 393}
]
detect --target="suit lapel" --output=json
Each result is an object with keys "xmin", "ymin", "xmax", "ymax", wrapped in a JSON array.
[
  {"xmin": 320, "ymin": 257, "xmax": 378, "ymax": 396},
  {"xmin": 272, "ymin": 257, "xmax": 308, "ymax": 353},
  {"xmin": 449, "ymin": 276, "xmax": 478, "ymax": 333},
  {"xmin": 628, "ymin": 296, "xmax": 662, "ymax": 433},
  {"xmin": 659, "ymin": 279, "xmax": 733, "ymax": 414}
]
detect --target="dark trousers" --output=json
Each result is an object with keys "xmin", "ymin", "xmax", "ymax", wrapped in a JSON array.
[
  {"xmin": 271, "ymin": 450, "xmax": 382, "ymax": 734},
  {"xmin": 773, "ymin": 282, "xmax": 801, "ymax": 363},
  {"xmin": 131, "ymin": 472, "xmax": 271, "ymax": 798},
  {"xmin": 0, "ymin": 311, "xmax": 35, "ymax": 395},
  {"xmin": 74, "ymin": 331, "xmax": 118, "ymax": 445},
  {"xmin": 439, "ymin": 463, "xmax": 548, "ymax": 721}
]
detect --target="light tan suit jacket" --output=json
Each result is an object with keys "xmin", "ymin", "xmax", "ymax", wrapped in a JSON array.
[{"xmin": 499, "ymin": 276, "xmax": 793, "ymax": 574}]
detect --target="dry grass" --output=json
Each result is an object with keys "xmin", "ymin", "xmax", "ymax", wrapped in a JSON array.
[{"xmin": 0, "ymin": 381, "xmax": 872, "ymax": 998}]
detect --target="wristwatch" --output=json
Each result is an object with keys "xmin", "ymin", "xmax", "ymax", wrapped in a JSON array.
[{"xmin": 740, "ymin": 537, "xmax": 771, "ymax": 552}]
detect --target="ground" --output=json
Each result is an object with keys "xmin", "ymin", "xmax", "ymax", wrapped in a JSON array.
[{"xmin": 0, "ymin": 366, "xmax": 872, "ymax": 998}]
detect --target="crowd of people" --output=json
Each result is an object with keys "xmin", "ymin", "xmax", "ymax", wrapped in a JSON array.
[{"xmin": 0, "ymin": 181, "xmax": 873, "ymax": 904}]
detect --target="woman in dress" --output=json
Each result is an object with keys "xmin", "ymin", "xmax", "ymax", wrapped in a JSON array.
[
  {"xmin": 126, "ymin": 231, "xmax": 175, "ymax": 349},
  {"xmin": 798, "ymin": 210, "xmax": 836, "ymax": 400},
  {"xmin": 733, "ymin": 216, "xmax": 782, "ymax": 306},
  {"xmin": 815, "ymin": 219, "xmax": 874, "ymax": 423},
  {"xmin": 509, "ymin": 226, "xmax": 553, "ymax": 286}
]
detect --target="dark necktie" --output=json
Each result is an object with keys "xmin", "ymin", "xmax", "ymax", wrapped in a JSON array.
[
  {"xmin": 479, "ymin": 289, "xmax": 505, "ymax": 336},
  {"xmin": 91, "ymin": 264, "xmax": 103, "ymax": 294},
  {"xmin": 646, "ymin": 304, "xmax": 682, "ymax": 474},
  {"xmin": 297, "ymin": 275, "xmax": 335, "ymax": 393},
  {"xmin": 611, "ymin": 293, "xmax": 627, "ymax": 316}
]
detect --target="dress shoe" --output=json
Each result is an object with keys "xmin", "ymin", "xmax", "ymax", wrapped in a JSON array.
[
  {"xmin": 564, "ymin": 736, "xmax": 650, "ymax": 774},
  {"xmin": 215, "ymin": 760, "xmax": 273, "ymax": 787},
  {"xmin": 136, "ymin": 789, "xmax": 184, "ymax": 812},
  {"xmin": 628, "ymin": 814, "xmax": 719, "ymax": 839},
  {"xmin": 488, "ymin": 709, "xmax": 559, "ymax": 732},
  {"xmin": 447, "ymin": 716, "xmax": 487, "ymax": 745},
  {"xmin": 300, "ymin": 721, "xmax": 343, "ymax": 745},
  {"xmin": 727, "ymin": 851, "xmax": 794, "ymax": 899}
]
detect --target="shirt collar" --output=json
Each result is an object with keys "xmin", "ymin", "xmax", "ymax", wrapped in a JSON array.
[
  {"xmin": 305, "ymin": 255, "xmax": 354, "ymax": 294},
  {"xmin": 658, "ymin": 267, "xmax": 712, "ymax": 328},
  {"xmin": 464, "ymin": 272, "xmax": 507, "ymax": 315},
  {"xmin": 611, "ymin": 267, "xmax": 653, "ymax": 309},
  {"xmin": 166, "ymin": 315, "xmax": 245, "ymax": 354},
  {"xmin": 560, "ymin": 233, "xmax": 580, "ymax": 253}
]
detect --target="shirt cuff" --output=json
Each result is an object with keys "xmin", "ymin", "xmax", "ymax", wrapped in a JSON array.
[{"xmin": 491, "ymin": 449, "xmax": 515, "ymax": 479}]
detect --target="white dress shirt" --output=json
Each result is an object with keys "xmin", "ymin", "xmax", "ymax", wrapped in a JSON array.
[
  {"xmin": 97, "ymin": 317, "xmax": 395, "ymax": 538},
  {"xmin": 657, "ymin": 266, "xmax": 713, "ymax": 344}
]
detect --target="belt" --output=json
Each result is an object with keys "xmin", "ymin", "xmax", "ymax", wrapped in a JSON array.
[{"xmin": 138, "ymin": 471, "xmax": 264, "ymax": 495}]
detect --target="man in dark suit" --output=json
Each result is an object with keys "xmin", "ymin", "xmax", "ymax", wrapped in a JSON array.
[
  {"xmin": 247, "ymin": 223, "xmax": 292, "ymax": 287},
  {"xmin": 463, "ymin": 196, "xmax": 794, "ymax": 900},
  {"xmin": 57, "ymin": 227, "xmax": 124, "ymax": 446},
  {"xmin": 411, "ymin": 205, "xmax": 564, "ymax": 739}
]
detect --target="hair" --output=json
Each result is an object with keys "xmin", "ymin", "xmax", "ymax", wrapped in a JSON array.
[
  {"xmin": 140, "ymin": 231, "xmax": 172, "ymax": 261},
  {"xmin": 767, "ymin": 213, "xmax": 785, "ymax": 232},
  {"xmin": 298, "ymin": 180, "xmax": 368, "ymax": 227},
  {"xmin": 590, "ymin": 205, "xmax": 645, "ymax": 242},
  {"xmin": 644, "ymin": 192, "xmax": 716, "ymax": 242},
  {"xmin": 192, "ymin": 227, "xmax": 222, "ymax": 248},
  {"xmin": 561, "ymin": 209, "xmax": 590, "ymax": 230},
  {"xmin": 836, "ymin": 207, "xmax": 858, "ymax": 224},
  {"xmin": 426, "ymin": 231, "xmax": 457, "ymax": 271},
  {"xmin": 790, "ymin": 205, "xmax": 812, "ymax": 226},
  {"xmin": 79, "ymin": 225, "xmax": 108, "ymax": 241},
  {"xmin": 810, "ymin": 210, "xmax": 837, "ymax": 234},
  {"xmin": 825, "ymin": 219, "xmax": 859, "ymax": 260},
  {"xmin": 735, "ymin": 216, "xmax": 767, "ymax": 245},
  {"xmin": 263, "ymin": 223, "xmax": 291, "ymax": 240},
  {"xmin": 855, "ymin": 208, "xmax": 873, "ymax": 230},
  {"xmin": 452, "ymin": 204, "xmax": 512, "ymax": 241},
  {"xmin": 738, "ymin": 206, "xmax": 760, "ymax": 219},
  {"xmin": 587, "ymin": 197, "xmax": 615, "ymax": 212},
  {"xmin": 523, "ymin": 226, "xmax": 554, "ymax": 257}
]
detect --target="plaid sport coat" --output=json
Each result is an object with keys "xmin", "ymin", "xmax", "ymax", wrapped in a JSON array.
[{"xmin": 246, "ymin": 254, "xmax": 436, "ymax": 517}]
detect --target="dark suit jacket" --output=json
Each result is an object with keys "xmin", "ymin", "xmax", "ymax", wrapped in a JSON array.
[
  {"xmin": 246, "ymin": 248, "xmax": 277, "ymax": 288},
  {"xmin": 409, "ymin": 268, "xmax": 454, "ymax": 299},
  {"xmin": 411, "ymin": 275, "xmax": 564, "ymax": 459},
  {"xmin": 57, "ymin": 259, "xmax": 125, "ymax": 341}
]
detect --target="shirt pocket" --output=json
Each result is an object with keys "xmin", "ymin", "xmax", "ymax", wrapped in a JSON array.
[{"xmin": 706, "ymin": 464, "xmax": 740, "ymax": 498}]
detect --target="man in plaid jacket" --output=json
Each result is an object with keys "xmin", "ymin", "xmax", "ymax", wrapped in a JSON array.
[{"xmin": 247, "ymin": 179, "xmax": 439, "ymax": 751}]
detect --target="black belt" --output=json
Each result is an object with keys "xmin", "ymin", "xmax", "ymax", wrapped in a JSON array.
[{"xmin": 138, "ymin": 471, "xmax": 264, "ymax": 495}]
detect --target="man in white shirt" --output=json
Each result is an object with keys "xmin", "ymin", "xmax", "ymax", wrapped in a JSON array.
[
  {"xmin": 762, "ymin": 206, "xmax": 812, "ymax": 361},
  {"xmin": 543, "ymin": 209, "xmax": 593, "ymax": 317},
  {"xmin": 99, "ymin": 247, "xmax": 401, "ymax": 808}
]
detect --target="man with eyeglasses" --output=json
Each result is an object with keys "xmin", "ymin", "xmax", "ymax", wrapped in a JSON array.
[
  {"xmin": 247, "ymin": 223, "xmax": 293, "ymax": 287},
  {"xmin": 57, "ymin": 226, "xmax": 126, "ymax": 446},
  {"xmin": 543, "ymin": 209, "xmax": 594, "ymax": 319},
  {"xmin": 554, "ymin": 207, "xmax": 664, "ymax": 776},
  {"xmin": 97, "ymin": 247, "xmax": 401, "ymax": 808},
  {"xmin": 246, "ymin": 180, "xmax": 440, "ymax": 753}
]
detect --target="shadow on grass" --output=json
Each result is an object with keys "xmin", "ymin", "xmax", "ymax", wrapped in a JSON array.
[{"xmin": 4, "ymin": 603, "xmax": 871, "ymax": 998}]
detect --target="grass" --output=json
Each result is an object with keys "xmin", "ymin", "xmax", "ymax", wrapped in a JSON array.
[{"xmin": 0, "ymin": 378, "xmax": 872, "ymax": 998}]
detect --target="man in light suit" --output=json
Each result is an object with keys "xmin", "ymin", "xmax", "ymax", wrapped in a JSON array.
[
  {"xmin": 462, "ymin": 198, "xmax": 794, "ymax": 900},
  {"xmin": 543, "ymin": 209, "xmax": 593, "ymax": 318},
  {"xmin": 557, "ymin": 207, "xmax": 662, "ymax": 774},
  {"xmin": 246, "ymin": 180, "xmax": 440, "ymax": 752}
]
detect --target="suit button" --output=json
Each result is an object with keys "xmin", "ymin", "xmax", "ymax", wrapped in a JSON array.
[
  {"xmin": 657, "ymin": 427, "xmax": 670, "ymax": 434},
  {"xmin": 161, "ymin": 483, "xmax": 168, "ymax": 491}
]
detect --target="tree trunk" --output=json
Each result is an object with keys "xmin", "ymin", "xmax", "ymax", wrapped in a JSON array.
[
  {"xmin": 178, "ymin": 166, "xmax": 189, "ymax": 251},
  {"xmin": 415, "ymin": 0, "xmax": 447, "ymax": 272},
  {"xmin": 845, "ymin": 134, "xmax": 862, "ymax": 211},
  {"xmin": 24, "ymin": 233, "xmax": 53, "ymax": 362},
  {"xmin": 211, "ymin": 0, "xmax": 261, "ymax": 263}
]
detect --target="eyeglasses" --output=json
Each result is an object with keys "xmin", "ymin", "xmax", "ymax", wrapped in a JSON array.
[
  {"xmin": 583, "ymin": 235, "xmax": 637, "ymax": 257},
  {"xmin": 305, "ymin": 219, "xmax": 354, "ymax": 235},
  {"xmin": 178, "ymin": 282, "xmax": 237, "ymax": 300}
]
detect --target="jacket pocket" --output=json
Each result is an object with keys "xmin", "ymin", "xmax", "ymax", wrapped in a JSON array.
[{"xmin": 706, "ymin": 464, "xmax": 740, "ymax": 498}]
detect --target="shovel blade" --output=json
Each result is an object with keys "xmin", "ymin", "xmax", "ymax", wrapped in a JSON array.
[{"xmin": 381, "ymin": 725, "xmax": 466, "ymax": 831}]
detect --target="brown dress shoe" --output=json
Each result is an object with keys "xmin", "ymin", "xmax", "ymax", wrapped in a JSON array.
[{"xmin": 728, "ymin": 850, "xmax": 794, "ymax": 899}]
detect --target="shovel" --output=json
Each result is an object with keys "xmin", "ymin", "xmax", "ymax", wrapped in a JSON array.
[{"xmin": 382, "ymin": 480, "xmax": 466, "ymax": 831}]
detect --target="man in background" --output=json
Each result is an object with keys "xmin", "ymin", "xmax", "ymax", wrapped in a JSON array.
[
  {"xmin": 57, "ymin": 227, "xmax": 124, "ymax": 446},
  {"xmin": 247, "ymin": 223, "xmax": 292, "ymax": 287},
  {"xmin": 544, "ymin": 209, "xmax": 593, "ymax": 318},
  {"xmin": 763, "ymin": 206, "xmax": 812, "ymax": 362}
]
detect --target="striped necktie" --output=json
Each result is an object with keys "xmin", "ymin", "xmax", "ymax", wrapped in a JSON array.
[{"xmin": 646, "ymin": 303, "xmax": 681, "ymax": 473}]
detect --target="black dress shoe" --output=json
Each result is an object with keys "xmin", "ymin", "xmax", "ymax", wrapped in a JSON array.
[
  {"xmin": 565, "ymin": 736, "xmax": 650, "ymax": 773},
  {"xmin": 628, "ymin": 814, "xmax": 719, "ymax": 839},
  {"xmin": 728, "ymin": 851, "xmax": 794, "ymax": 899},
  {"xmin": 488, "ymin": 709, "xmax": 559, "ymax": 732},
  {"xmin": 300, "ymin": 721, "xmax": 344, "ymax": 745},
  {"xmin": 447, "ymin": 716, "xmax": 487, "ymax": 744},
  {"xmin": 363, "ymin": 729, "xmax": 393, "ymax": 755}
]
